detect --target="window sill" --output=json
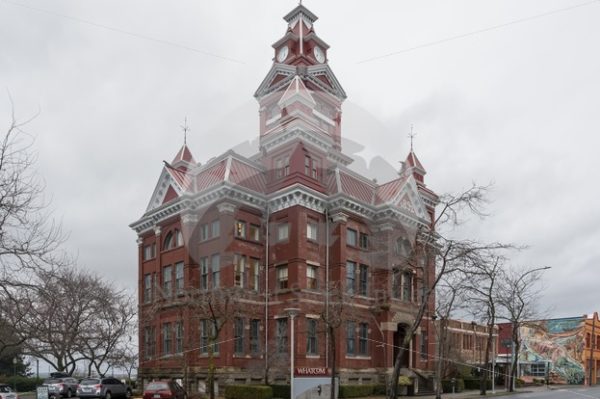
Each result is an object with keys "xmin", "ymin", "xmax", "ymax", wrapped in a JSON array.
[
  {"xmin": 345, "ymin": 355, "xmax": 371, "ymax": 360},
  {"xmin": 306, "ymin": 355, "xmax": 320, "ymax": 359}
]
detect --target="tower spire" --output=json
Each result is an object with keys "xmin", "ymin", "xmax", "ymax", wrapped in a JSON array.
[
  {"xmin": 408, "ymin": 124, "xmax": 416, "ymax": 152},
  {"xmin": 180, "ymin": 117, "xmax": 190, "ymax": 145}
]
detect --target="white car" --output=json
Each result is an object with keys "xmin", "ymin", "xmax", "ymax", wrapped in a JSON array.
[{"xmin": 0, "ymin": 384, "xmax": 17, "ymax": 399}]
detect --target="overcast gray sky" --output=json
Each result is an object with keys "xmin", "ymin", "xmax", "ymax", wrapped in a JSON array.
[{"xmin": 1, "ymin": 0, "xmax": 598, "ymax": 319}]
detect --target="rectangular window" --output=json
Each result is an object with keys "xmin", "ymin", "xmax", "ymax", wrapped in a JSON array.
[
  {"xmin": 307, "ymin": 222, "xmax": 318, "ymax": 241},
  {"xmin": 305, "ymin": 155, "xmax": 311, "ymax": 175},
  {"xmin": 249, "ymin": 224, "xmax": 260, "ymax": 241},
  {"xmin": 250, "ymin": 258, "xmax": 260, "ymax": 292},
  {"xmin": 211, "ymin": 254, "xmax": 220, "ymax": 288},
  {"xmin": 312, "ymin": 159, "xmax": 319, "ymax": 179},
  {"xmin": 276, "ymin": 318, "xmax": 288, "ymax": 353},
  {"xmin": 143, "ymin": 327, "xmax": 155, "ymax": 359},
  {"xmin": 200, "ymin": 257, "xmax": 209, "ymax": 290},
  {"xmin": 234, "ymin": 254, "xmax": 246, "ymax": 288},
  {"xmin": 200, "ymin": 319, "xmax": 219, "ymax": 354},
  {"xmin": 250, "ymin": 319, "xmax": 260, "ymax": 354},
  {"xmin": 143, "ymin": 273, "xmax": 152, "ymax": 303},
  {"xmin": 162, "ymin": 322, "xmax": 172, "ymax": 355},
  {"xmin": 277, "ymin": 223, "xmax": 289, "ymax": 241},
  {"xmin": 421, "ymin": 332, "xmax": 428, "ymax": 360},
  {"xmin": 392, "ymin": 269, "xmax": 401, "ymax": 298},
  {"xmin": 359, "ymin": 233, "xmax": 369, "ymax": 249},
  {"xmin": 235, "ymin": 221, "xmax": 246, "ymax": 238},
  {"xmin": 234, "ymin": 318, "xmax": 244, "ymax": 354},
  {"xmin": 402, "ymin": 272, "xmax": 412, "ymax": 302},
  {"xmin": 307, "ymin": 265, "xmax": 318, "ymax": 290},
  {"xmin": 359, "ymin": 323, "xmax": 368, "ymax": 355},
  {"xmin": 143, "ymin": 243, "xmax": 156, "ymax": 260},
  {"xmin": 211, "ymin": 220, "xmax": 220, "ymax": 238},
  {"xmin": 307, "ymin": 319, "xmax": 318, "ymax": 355},
  {"xmin": 175, "ymin": 322, "xmax": 183, "ymax": 353},
  {"xmin": 277, "ymin": 265, "xmax": 288, "ymax": 290},
  {"xmin": 175, "ymin": 262, "xmax": 184, "ymax": 295},
  {"xmin": 346, "ymin": 261, "xmax": 356, "ymax": 294},
  {"xmin": 359, "ymin": 264, "xmax": 368, "ymax": 296},
  {"xmin": 346, "ymin": 228, "xmax": 357, "ymax": 246},
  {"xmin": 200, "ymin": 224, "xmax": 209, "ymax": 241},
  {"xmin": 346, "ymin": 322, "xmax": 356, "ymax": 355},
  {"xmin": 162, "ymin": 266, "xmax": 172, "ymax": 297}
]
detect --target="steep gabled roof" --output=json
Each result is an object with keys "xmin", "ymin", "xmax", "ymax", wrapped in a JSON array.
[
  {"xmin": 405, "ymin": 150, "xmax": 426, "ymax": 175},
  {"xmin": 172, "ymin": 144, "xmax": 196, "ymax": 165}
]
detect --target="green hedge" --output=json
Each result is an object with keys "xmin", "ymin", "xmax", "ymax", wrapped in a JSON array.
[
  {"xmin": 463, "ymin": 378, "xmax": 491, "ymax": 390},
  {"xmin": 372, "ymin": 384, "xmax": 386, "ymax": 395},
  {"xmin": 441, "ymin": 378, "xmax": 464, "ymax": 393},
  {"xmin": 0, "ymin": 376, "xmax": 44, "ymax": 392},
  {"xmin": 269, "ymin": 384, "xmax": 289, "ymax": 399},
  {"xmin": 224, "ymin": 385, "xmax": 272, "ymax": 399},
  {"xmin": 339, "ymin": 384, "xmax": 379, "ymax": 398}
]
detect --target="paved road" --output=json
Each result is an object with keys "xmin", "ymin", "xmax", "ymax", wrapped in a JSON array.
[{"xmin": 513, "ymin": 386, "xmax": 600, "ymax": 398}]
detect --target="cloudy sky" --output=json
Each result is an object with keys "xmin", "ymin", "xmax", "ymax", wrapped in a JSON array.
[{"xmin": 1, "ymin": 0, "xmax": 598, "ymax": 319}]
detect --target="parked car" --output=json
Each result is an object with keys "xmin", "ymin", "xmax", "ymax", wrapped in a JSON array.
[
  {"xmin": 142, "ymin": 381, "xmax": 186, "ymax": 399},
  {"xmin": 0, "ymin": 384, "xmax": 17, "ymax": 399},
  {"xmin": 77, "ymin": 377, "xmax": 131, "ymax": 399},
  {"xmin": 42, "ymin": 377, "xmax": 79, "ymax": 398}
]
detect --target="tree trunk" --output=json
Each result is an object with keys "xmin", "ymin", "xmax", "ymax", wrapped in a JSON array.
[
  {"xmin": 389, "ymin": 333, "xmax": 413, "ymax": 399},
  {"xmin": 480, "ymin": 324, "xmax": 493, "ymax": 396},
  {"xmin": 208, "ymin": 339, "xmax": 215, "ymax": 399}
]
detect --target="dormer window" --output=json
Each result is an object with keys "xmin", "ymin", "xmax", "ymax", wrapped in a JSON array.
[
  {"xmin": 304, "ymin": 155, "xmax": 319, "ymax": 180},
  {"xmin": 275, "ymin": 157, "xmax": 290, "ymax": 179}
]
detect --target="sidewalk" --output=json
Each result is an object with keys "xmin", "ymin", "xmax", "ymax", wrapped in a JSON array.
[{"xmin": 356, "ymin": 385, "xmax": 556, "ymax": 398}]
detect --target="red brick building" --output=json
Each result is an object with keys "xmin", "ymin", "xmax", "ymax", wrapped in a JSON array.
[{"xmin": 130, "ymin": 4, "xmax": 439, "ymax": 394}]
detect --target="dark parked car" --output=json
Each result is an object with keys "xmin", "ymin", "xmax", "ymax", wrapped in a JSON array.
[
  {"xmin": 42, "ymin": 377, "xmax": 79, "ymax": 398},
  {"xmin": 77, "ymin": 378, "xmax": 131, "ymax": 399},
  {"xmin": 142, "ymin": 381, "xmax": 186, "ymax": 399}
]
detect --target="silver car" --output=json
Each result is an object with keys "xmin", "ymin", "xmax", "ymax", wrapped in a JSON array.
[
  {"xmin": 0, "ymin": 384, "xmax": 17, "ymax": 399},
  {"xmin": 42, "ymin": 378, "xmax": 79, "ymax": 398},
  {"xmin": 77, "ymin": 377, "xmax": 131, "ymax": 399}
]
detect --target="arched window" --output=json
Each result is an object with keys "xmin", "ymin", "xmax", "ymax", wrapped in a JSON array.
[
  {"xmin": 175, "ymin": 229, "xmax": 184, "ymax": 247},
  {"xmin": 163, "ymin": 232, "xmax": 174, "ymax": 250}
]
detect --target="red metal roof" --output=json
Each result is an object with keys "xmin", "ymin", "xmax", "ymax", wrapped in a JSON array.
[
  {"xmin": 196, "ymin": 160, "xmax": 227, "ymax": 192},
  {"xmin": 172, "ymin": 144, "xmax": 196, "ymax": 165}
]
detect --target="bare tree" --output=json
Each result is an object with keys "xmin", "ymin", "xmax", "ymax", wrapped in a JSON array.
[
  {"xmin": 109, "ymin": 343, "xmax": 138, "ymax": 383},
  {"xmin": 388, "ymin": 184, "xmax": 502, "ymax": 399},
  {"xmin": 5, "ymin": 267, "xmax": 135, "ymax": 375},
  {"xmin": 318, "ymin": 283, "xmax": 360, "ymax": 399},
  {"xmin": 433, "ymin": 271, "xmax": 470, "ymax": 399},
  {"xmin": 463, "ymin": 253, "xmax": 508, "ymax": 395},
  {"xmin": 79, "ymin": 289, "xmax": 136, "ymax": 377},
  {"xmin": 183, "ymin": 287, "xmax": 245, "ymax": 399},
  {"xmin": 0, "ymin": 99, "xmax": 67, "ymax": 289},
  {"xmin": 497, "ymin": 265, "xmax": 549, "ymax": 392}
]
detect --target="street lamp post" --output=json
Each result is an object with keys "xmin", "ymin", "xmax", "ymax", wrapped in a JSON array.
[
  {"xmin": 285, "ymin": 308, "xmax": 300, "ymax": 399},
  {"xmin": 13, "ymin": 357, "xmax": 18, "ymax": 391}
]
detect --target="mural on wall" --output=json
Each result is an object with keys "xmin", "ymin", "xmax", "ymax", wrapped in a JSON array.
[{"xmin": 519, "ymin": 317, "xmax": 586, "ymax": 384}]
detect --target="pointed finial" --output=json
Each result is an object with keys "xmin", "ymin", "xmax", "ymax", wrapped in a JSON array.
[
  {"xmin": 180, "ymin": 117, "xmax": 190, "ymax": 145},
  {"xmin": 408, "ymin": 124, "xmax": 417, "ymax": 152},
  {"xmin": 299, "ymin": 0, "xmax": 303, "ymax": 5}
]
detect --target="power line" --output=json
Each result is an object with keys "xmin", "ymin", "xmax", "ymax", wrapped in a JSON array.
[
  {"xmin": 357, "ymin": 0, "xmax": 600, "ymax": 64},
  {"xmin": 1, "ymin": 0, "xmax": 245, "ymax": 65}
]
